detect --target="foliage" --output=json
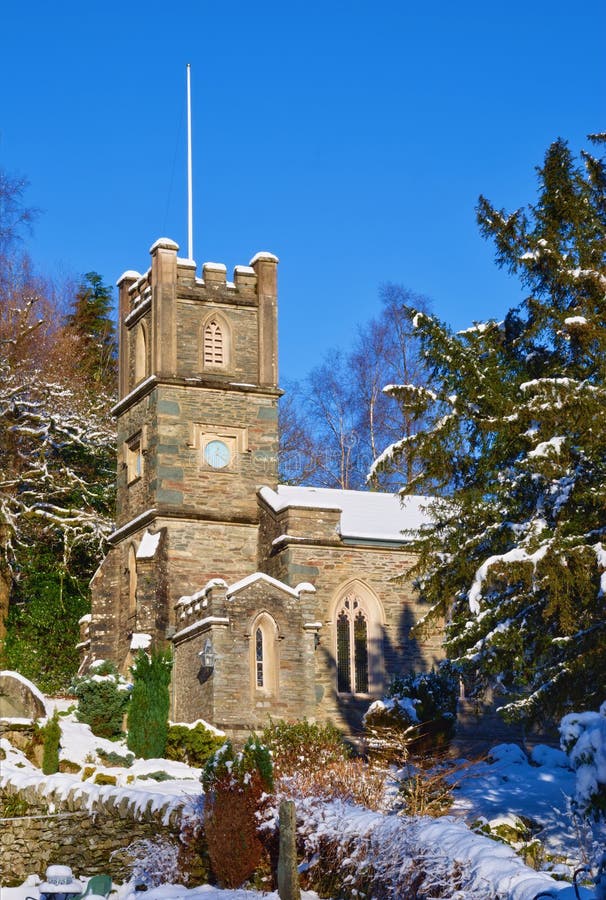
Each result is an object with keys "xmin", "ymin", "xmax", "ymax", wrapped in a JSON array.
[
  {"xmin": 276, "ymin": 756, "xmax": 387, "ymax": 810},
  {"xmin": 165, "ymin": 721, "xmax": 225, "ymax": 767},
  {"xmin": 389, "ymin": 665, "xmax": 459, "ymax": 722},
  {"xmin": 93, "ymin": 772, "xmax": 117, "ymax": 785},
  {"xmin": 560, "ymin": 701, "xmax": 606, "ymax": 820},
  {"xmin": 280, "ymin": 285, "xmax": 431, "ymax": 489},
  {"xmin": 2, "ymin": 540, "xmax": 90, "ymax": 693},
  {"xmin": 96, "ymin": 747, "xmax": 134, "ymax": 767},
  {"xmin": 202, "ymin": 736, "xmax": 274, "ymax": 793},
  {"xmin": 260, "ymin": 718, "xmax": 349, "ymax": 777},
  {"xmin": 71, "ymin": 660, "xmax": 130, "ymax": 739},
  {"xmin": 396, "ymin": 756, "xmax": 460, "ymax": 817},
  {"xmin": 372, "ymin": 135, "xmax": 606, "ymax": 725},
  {"xmin": 0, "ymin": 792, "xmax": 28, "ymax": 817},
  {"xmin": 364, "ymin": 666, "xmax": 458, "ymax": 761},
  {"xmin": 202, "ymin": 737, "xmax": 273, "ymax": 888},
  {"xmin": 0, "ymin": 168, "xmax": 116, "ymax": 688},
  {"xmin": 295, "ymin": 796, "xmax": 487, "ymax": 899},
  {"xmin": 41, "ymin": 709, "xmax": 61, "ymax": 775},
  {"xmin": 127, "ymin": 648, "xmax": 173, "ymax": 759},
  {"xmin": 120, "ymin": 836, "xmax": 183, "ymax": 889},
  {"xmin": 65, "ymin": 271, "xmax": 117, "ymax": 389}
]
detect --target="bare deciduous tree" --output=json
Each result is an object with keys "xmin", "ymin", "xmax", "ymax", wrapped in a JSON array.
[{"xmin": 279, "ymin": 285, "xmax": 432, "ymax": 490}]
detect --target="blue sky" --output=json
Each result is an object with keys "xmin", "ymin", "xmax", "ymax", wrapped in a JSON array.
[{"xmin": 1, "ymin": 0, "xmax": 604, "ymax": 382}]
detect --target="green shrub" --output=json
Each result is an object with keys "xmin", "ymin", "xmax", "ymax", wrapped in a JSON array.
[
  {"xmin": 202, "ymin": 737, "xmax": 273, "ymax": 888},
  {"xmin": 260, "ymin": 718, "xmax": 349, "ymax": 777},
  {"xmin": 127, "ymin": 648, "xmax": 172, "ymax": 759},
  {"xmin": 96, "ymin": 748, "xmax": 135, "ymax": 768},
  {"xmin": 71, "ymin": 660, "xmax": 130, "ymax": 738},
  {"xmin": 202, "ymin": 736, "xmax": 274, "ymax": 794},
  {"xmin": 58, "ymin": 759, "xmax": 81, "ymax": 774},
  {"xmin": 138, "ymin": 770, "xmax": 174, "ymax": 782},
  {"xmin": 93, "ymin": 773, "xmax": 117, "ymax": 785},
  {"xmin": 165, "ymin": 722, "xmax": 225, "ymax": 768},
  {"xmin": 42, "ymin": 710, "xmax": 61, "ymax": 775}
]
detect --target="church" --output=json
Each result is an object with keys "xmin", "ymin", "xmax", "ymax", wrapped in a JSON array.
[{"xmin": 86, "ymin": 237, "xmax": 442, "ymax": 738}]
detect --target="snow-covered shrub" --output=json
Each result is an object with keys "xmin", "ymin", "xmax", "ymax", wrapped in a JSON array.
[
  {"xmin": 560, "ymin": 702, "xmax": 606, "ymax": 819},
  {"xmin": 260, "ymin": 718, "xmax": 349, "ymax": 777},
  {"xmin": 119, "ymin": 835, "xmax": 182, "ymax": 888},
  {"xmin": 364, "ymin": 664, "xmax": 458, "ymax": 761},
  {"xmin": 71, "ymin": 660, "xmax": 130, "ymax": 738},
  {"xmin": 127, "ymin": 648, "xmax": 172, "ymax": 758},
  {"xmin": 278, "ymin": 756, "xmax": 387, "ymax": 810},
  {"xmin": 165, "ymin": 721, "xmax": 224, "ymax": 767},
  {"xmin": 201, "ymin": 737, "xmax": 273, "ymax": 888},
  {"xmin": 295, "ymin": 796, "xmax": 488, "ymax": 899},
  {"xmin": 396, "ymin": 758, "xmax": 456, "ymax": 817}
]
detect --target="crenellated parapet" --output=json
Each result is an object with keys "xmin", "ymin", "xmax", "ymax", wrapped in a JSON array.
[{"xmin": 116, "ymin": 239, "xmax": 279, "ymax": 402}]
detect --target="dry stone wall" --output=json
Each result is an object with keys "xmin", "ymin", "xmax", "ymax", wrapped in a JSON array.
[{"xmin": 0, "ymin": 776, "xmax": 205, "ymax": 886}]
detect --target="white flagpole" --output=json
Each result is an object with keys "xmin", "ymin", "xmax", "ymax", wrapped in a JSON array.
[{"xmin": 186, "ymin": 63, "xmax": 194, "ymax": 261}]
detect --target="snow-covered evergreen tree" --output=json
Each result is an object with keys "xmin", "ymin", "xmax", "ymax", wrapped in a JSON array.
[{"xmin": 372, "ymin": 135, "xmax": 606, "ymax": 724}]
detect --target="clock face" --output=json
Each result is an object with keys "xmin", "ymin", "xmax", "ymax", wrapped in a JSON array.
[{"xmin": 204, "ymin": 439, "xmax": 231, "ymax": 469}]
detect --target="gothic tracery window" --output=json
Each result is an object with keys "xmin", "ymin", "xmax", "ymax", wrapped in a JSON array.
[{"xmin": 335, "ymin": 589, "xmax": 379, "ymax": 695}]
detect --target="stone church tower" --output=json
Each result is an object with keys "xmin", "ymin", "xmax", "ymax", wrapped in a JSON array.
[{"xmin": 88, "ymin": 238, "xmax": 442, "ymax": 738}]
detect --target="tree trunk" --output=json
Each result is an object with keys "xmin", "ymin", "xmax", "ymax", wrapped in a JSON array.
[{"xmin": 0, "ymin": 559, "xmax": 11, "ymax": 640}]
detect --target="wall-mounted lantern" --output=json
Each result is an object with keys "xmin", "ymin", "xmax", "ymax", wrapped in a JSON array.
[{"xmin": 198, "ymin": 638, "xmax": 215, "ymax": 670}]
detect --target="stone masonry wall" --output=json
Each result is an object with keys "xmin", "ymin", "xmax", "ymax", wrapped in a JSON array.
[
  {"xmin": 172, "ymin": 579, "xmax": 318, "ymax": 735},
  {"xmin": 0, "ymin": 783, "xmax": 204, "ymax": 887},
  {"xmin": 258, "ymin": 501, "xmax": 443, "ymax": 733}
]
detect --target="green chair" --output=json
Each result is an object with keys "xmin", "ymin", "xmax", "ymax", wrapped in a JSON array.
[{"xmin": 77, "ymin": 875, "xmax": 113, "ymax": 899}]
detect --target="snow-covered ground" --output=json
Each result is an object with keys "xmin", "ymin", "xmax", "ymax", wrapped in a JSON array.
[{"xmin": 1, "ymin": 699, "xmax": 605, "ymax": 900}]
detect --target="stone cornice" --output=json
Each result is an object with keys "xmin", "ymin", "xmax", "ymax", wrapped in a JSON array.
[
  {"xmin": 109, "ymin": 508, "xmax": 260, "ymax": 544},
  {"xmin": 112, "ymin": 375, "xmax": 282, "ymax": 417}
]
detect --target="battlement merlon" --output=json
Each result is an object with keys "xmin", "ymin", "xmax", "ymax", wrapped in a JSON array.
[{"xmin": 251, "ymin": 252, "xmax": 279, "ymax": 388}]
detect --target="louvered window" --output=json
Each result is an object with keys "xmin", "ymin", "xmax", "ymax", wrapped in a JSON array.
[
  {"xmin": 336, "ymin": 595, "xmax": 369, "ymax": 694},
  {"xmin": 203, "ymin": 320, "xmax": 224, "ymax": 366}
]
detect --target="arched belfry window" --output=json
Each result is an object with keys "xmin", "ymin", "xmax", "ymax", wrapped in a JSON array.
[
  {"xmin": 333, "ymin": 583, "xmax": 384, "ymax": 696},
  {"xmin": 202, "ymin": 314, "xmax": 231, "ymax": 369},
  {"xmin": 250, "ymin": 612, "xmax": 278, "ymax": 697},
  {"xmin": 134, "ymin": 323, "xmax": 147, "ymax": 384}
]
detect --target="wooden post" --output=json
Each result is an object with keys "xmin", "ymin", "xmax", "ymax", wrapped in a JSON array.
[{"xmin": 277, "ymin": 799, "xmax": 301, "ymax": 900}]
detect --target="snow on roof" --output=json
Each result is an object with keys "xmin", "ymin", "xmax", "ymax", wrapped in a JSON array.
[
  {"xmin": 260, "ymin": 485, "xmax": 431, "ymax": 543},
  {"xmin": 136, "ymin": 529, "xmax": 161, "ymax": 559},
  {"xmin": 226, "ymin": 571, "xmax": 300, "ymax": 599}
]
